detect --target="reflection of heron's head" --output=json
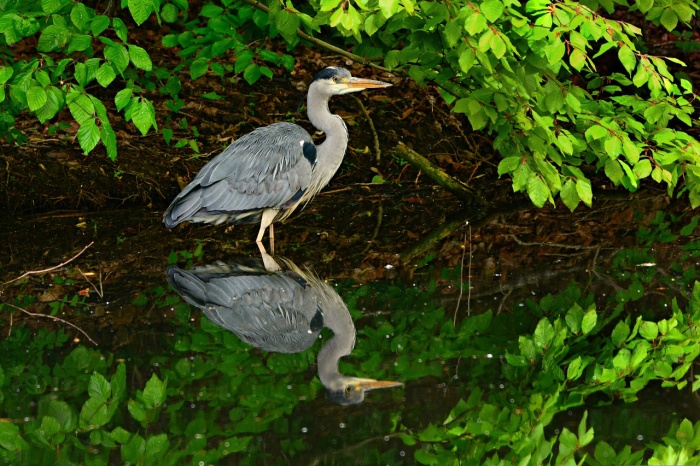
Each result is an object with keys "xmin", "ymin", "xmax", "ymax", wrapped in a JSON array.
[{"xmin": 325, "ymin": 376, "xmax": 404, "ymax": 406}]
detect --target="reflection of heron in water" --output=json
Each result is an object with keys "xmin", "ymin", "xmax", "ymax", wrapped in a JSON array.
[{"xmin": 166, "ymin": 252, "xmax": 401, "ymax": 405}]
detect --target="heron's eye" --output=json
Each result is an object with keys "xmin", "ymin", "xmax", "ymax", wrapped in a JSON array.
[
  {"xmin": 345, "ymin": 386, "xmax": 352, "ymax": 395},
  {"xmin": 332, "ymin": 76, "xmax": 339, "ymax": 83}
]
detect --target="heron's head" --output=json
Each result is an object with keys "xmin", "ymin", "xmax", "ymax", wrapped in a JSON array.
[
  {"xmin": 325, "ymin": 376, "xmax": 403, "ymax": 405},
  {"xmin": 312, "ymin": 67, "xmax": 392, "ymax": 96}
]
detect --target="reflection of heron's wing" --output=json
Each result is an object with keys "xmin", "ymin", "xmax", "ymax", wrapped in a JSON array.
[{"xmin": 167, "ymin": 266, "xmax": 323, "ymax": 353}]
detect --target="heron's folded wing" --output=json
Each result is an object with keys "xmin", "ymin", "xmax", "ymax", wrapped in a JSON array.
[{"xmin": 192, "ymin": 122, "xmax": 316, "ymax": 212}]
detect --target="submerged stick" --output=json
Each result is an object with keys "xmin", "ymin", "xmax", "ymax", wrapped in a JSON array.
[
  {"xmin": 394, "ymin": 142, "xmax": 482, "ymax": 205},
  {"xmin": 3, "ymin": 300, "xmax": 98, "ymax": 346},
  {"xmin": 2, "ymin": 242, "xmax": 94, "ymax": 286}
]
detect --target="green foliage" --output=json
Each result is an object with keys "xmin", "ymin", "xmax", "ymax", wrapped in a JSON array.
[
  {"xmin": 2, "ymin": 0, "xmax": 698, "ymax": 210},
  {"xmin": 2, "ymin": 214, "xmax": 700, "ymax": 463},
  {"xmin": 291, "ymin": 0, "xmax": 699, "ymax": 208}
]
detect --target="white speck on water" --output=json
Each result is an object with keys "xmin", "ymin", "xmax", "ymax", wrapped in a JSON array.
[
  {"xmin": 637, "ymin": 434, "xmax": 644, "ymax": 441},
  {"xmin": 385, "ymin": 264, "xmax": 393, "ymax": 269},
  {"xmin": 400, "ymin": 451, "xmax": 406, "ymax": 457},
  {"xmin": 301, "ymin": 427, "xmax": 308, "ymax": 433},
  {"xmin": 339, "ymin": 423, "xmax": 346, "ymax": 429},
  {"xmin": 486, "ymin": 354, "xmax": 493, "ymax": 359}
]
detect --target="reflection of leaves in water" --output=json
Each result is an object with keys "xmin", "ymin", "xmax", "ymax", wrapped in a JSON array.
[{"xmin": 2, "ymin": 214, "xmax": 700, "ymax": 463}]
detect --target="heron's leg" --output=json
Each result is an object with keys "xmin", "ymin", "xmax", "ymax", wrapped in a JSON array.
[
  {"xmin": 258, "ymin": 243, "xmax": 281, "ymax": 272},
  {"xmin": 257, "ymin": 209, "xmax": 277, "ymax": 251},
  {"xmin": 269, "ymin": 223, "xmax": 275, "ymax": 255}
]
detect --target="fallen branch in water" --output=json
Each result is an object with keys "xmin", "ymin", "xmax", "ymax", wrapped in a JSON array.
[
  {"xmin": 2, "ymin": 300, "xmax": 98, "ymax": 346},
  {"xmin": 393, "ymin": 142, "xmax": 483, "ymax": 205},
  {"xmin": 2, "ymin": 242, "xmax": 94, "ymax": 286}
]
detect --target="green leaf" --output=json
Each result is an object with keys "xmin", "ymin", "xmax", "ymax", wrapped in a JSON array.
[
  {"xmin": 71, "ymin": 2, "xmax": 93, "ymax": 32},
  {"xmin": 527, "ymin": 175, "xmax": 549, "ymax": 208},
  {"xmin": 200, "ymin": 3, "xmax": 224, "ymax": 17},
  {"xmin": 145, "ymin": 434, "xmax": 170, "ymax": 464},
  {"xmin": 594, "ymin": 440, "xmax": 616, "ymax": 465},
  {"xmin": 465, "ymin": 12, "xmax": 487, "ymax": 35},
  {"xmin": 104, "ymin": 43, "xmax": 130, "ymax": 73},
  {"xmin": 36, "ymin": 86, "xmax": 62, "ymax": 123},
  {"xmin": 40, "ymin": 416, "xmax": 61, "ymax": 437},
  {"xmin": 569, "ymin": 49, "xmax": 586, "ymax": 71},
  {"xmin": 275, "ymin": 9, "xmax": 300, "ymax": 43},
  {"xmin": 101, "ymin": 123, "xmax": 117, "ymax": 161},
  {"xmin": 659, "ymin": 8, "xmax": 678, "ymax": 31},
  {"xmin": 115, "ymin": 88, "xmax": 133, "ymax": 111},
  {"xmin": 490, "ymin": 34, "xmax": 506, "ymax": 59},
  {"xmin": 378, "ymin": 0, "xmax": 400, "ymax": 19},
  {"xmin": 38, "ymin": 24, "xmax": 69, "ymax": 52},
  {"xmin": 480, "ymin": 0, "xmax": 504, "ymax": 22},
  {"xmin": 585, "ymin": 124, "xmax": 607, "ymax": 141},
  {"xmin": 0, "ymin": 421, "xmax": 29, "ymax": 451},
  {"xmin": 122, "ymin": 433, "xmax": 146, "ymax": 464},
  {"xmin": 77, "ymin": 119, "xmax": 101, "ymax": 154},
  {"xmin": 128, "ymin": 0, "xmax": 154, "ymax": 26},
  {"xmin": 639, "ymin": 321, "xmax": 658, "ymax": 340},
  {"xmin": 41, "ymin": 0, "xmax": 63, "ymax": 15},
  {"xmin": 91, "ymin": 15, "xmax": 110, "ymax": 36},
  {"xmin": 604, "ymin": 136, "xmax": 622, "ymax": 158},
  {"xmin": 575, "ymin": 178, "xmax": 592, "ymax": 207},
  {"xmin": 128, "ymin": 44, "xmax": 153, "ymax": 71},
  {"xmin": 96, "ymin": 63, "xmax": 116, "ymax": 87},
  {"xmin": 560, "ymin": 179, "xmax": 579, "ymax": 212},
  {"xmin": 128, "ymin": 400, "xmax": 147, "ymax": 422},
  {"xmin": 636, "ymin": 0, "xmax": 653, "ymax": 12},
  {"xmin": 27, "ymin": 86, "xmax": 48, "ymax": 112},
  {"xmin": 130, "ymin": 98, "xmax": 157, "ymax": 136},
  {"xmin": 618, "ymin": 46, "xmax": 636, "ymax": 75},
  {"xmin": 611, "ymin": 320, "xmax": 630, "ymax": 347},
  {"xmin": 533, "ymin": 318, "xmax": 554, "ymax": 350},
  {"xmin": 161, "ymin": 3, "xmax": 179, "ymax": 22},
  {"xmin": 190, "ymin": 58, "xmax": 208, "ymax": 80},
  {"xmin": 68, "ymin": 93, "xmax": 95, "ymax": 124},
  {"xmin": 633, "ymin": 159, "xmax": 652, "ymax": 179},
  {"xmin": 581, "ymin": 309, "xmax": 597, "ymax": 335},
  {"xmin": 143, "ymin": 373, "xmax": 167, "ymax": 409},
  {"xmin": 680, "ymin": 216, "xmax": 698, "ymax": 236},
  {"xmin": 67, "ymin": 34, "xmax": 93, "ymax": 54},
  {"xmin": 112, "ymin": 18, "xmax": 128, "ymax": 42},
  {"xmin": 88, "ymin": 372, "xmax": 112, "ymax": 402},
  {"xmin": 243, "ymin": 63, "xmax": 262, "ymax": 84},
  {"xmin": 0, "ymin": 67, "xmax": 13, "ymax": 84}
]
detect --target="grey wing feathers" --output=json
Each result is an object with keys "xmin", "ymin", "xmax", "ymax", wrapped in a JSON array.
[
  {"xmin": 164, "ymin": 122, "xmax": 315, "ymax": 227},
  {"xmin": 166, "ymin": 264, "xmax": 322, "ymax": 353}
]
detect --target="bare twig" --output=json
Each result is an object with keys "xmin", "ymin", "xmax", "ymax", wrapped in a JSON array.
[
  {"xmin": 510, "ymin": 235, "xmax": 599, "ymax": 250},
  {"xmin": 363, "ymin": 203, "xmax": 383, "ymax": 253},
  {"xmin": 2, "ymin": 242, "xmax": 94, "ymax": 286},
  {"xmin": 454, "ymin": 222, "xmax": 473, "ymax": 326},
  {"xmin": 77, "ymin": 267, "xmax": 104, "ymax": 298},
  {"xmin": 352, "ymin": 96, "xmax": 382, "ymax": 163},
  {"xmin": 2, "ymin": 300, "xmax": 98, "ymax": 346}
]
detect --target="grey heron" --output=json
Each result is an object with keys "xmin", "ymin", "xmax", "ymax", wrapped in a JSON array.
[
  {"xmin": 163, "ymin": 67, "xmax": 391, "ymax": 252},
  {"xmin": 166, "ymin": 252, "xmax": 402, "ymax": 405}
]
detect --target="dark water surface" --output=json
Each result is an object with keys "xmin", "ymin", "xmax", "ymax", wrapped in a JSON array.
[{"xmin": 2, "ymin": 191, "xmax": 700, "ymax": 464}]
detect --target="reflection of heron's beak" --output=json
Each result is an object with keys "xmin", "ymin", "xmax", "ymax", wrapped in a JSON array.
[
  {"xmin": 344, "ymin": 77, "xmax": 392, "ymax": 90},
  {"xmin": 353, "ymin": 377, "xmax": 404, "ymax": 391}
]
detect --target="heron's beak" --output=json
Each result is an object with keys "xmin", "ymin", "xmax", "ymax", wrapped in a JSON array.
[
  {"xmin": 352, "ymin": 377, "xmax": 404, "ymax": 391},
  {"xmin": 342, "ymin": 77, "xmax": 392, "ymax": 92}
]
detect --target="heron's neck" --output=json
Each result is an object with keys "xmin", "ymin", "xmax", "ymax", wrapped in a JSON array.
[
  {"xmin": 316, "ymin": 290, "xmax": 355, "ymax": 387},
  {"xmin": 307, "ymin": 86, "xmax": 349, "ymax": 185}
]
